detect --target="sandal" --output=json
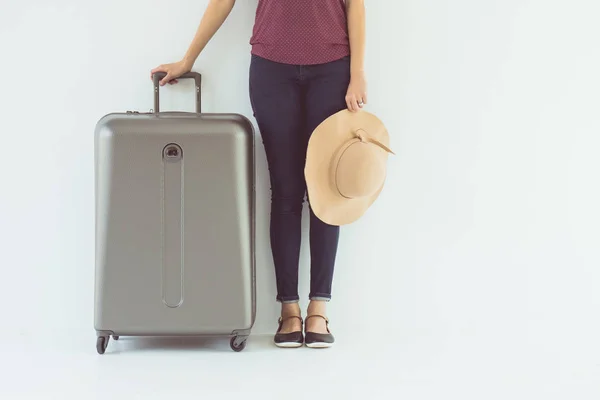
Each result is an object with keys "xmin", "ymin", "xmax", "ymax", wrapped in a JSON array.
[
  {"xmin": 274, "ymin": 316, "xmax": 304, "ymax": 348},
  {"xmin": 304, "ymin": 315, "xmax": 335, "ymax": 348}
]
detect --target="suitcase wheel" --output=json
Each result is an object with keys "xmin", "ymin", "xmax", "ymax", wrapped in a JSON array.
[
  {"xmin": 96, "ymin": 336, "xmax": 109, "ymax": 355},
  {"xmin": 112, "ymin": 335, "xmax": 120, "ymax": 341},
  {"xmin": 230, "ymin": 336, "xmax": 247, "ymax": 352}
]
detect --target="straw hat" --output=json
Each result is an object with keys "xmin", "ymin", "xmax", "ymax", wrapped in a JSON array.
[{"xmin": 305, "ymin": 109, "xmax": 394, "ymax": 226}]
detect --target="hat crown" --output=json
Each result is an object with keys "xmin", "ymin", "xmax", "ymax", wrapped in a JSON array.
[{"xmin": 335, "ymin": 142, "xmax": 386, "ymax": 199}]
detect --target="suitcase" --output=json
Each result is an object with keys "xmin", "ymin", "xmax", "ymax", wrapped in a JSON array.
[{"xmin": 94, "ymin": 72, "xmax": 256, "ymax": 354}]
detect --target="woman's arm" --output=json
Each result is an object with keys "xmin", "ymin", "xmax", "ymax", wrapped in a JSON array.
[
  {"xmin": 151, "ymin": 0, "xmax": 236, "ymax": 86},
  {"xmin": 345, "ymin": 0, "xmax": 367, "ymax": 112},
  {"xmin": 346, "ymin": 0, "xmax": 366, "ymax": 77},
  {"xmin": 182, "ymin": 0, "xmax": 236, "ymax": 69}
]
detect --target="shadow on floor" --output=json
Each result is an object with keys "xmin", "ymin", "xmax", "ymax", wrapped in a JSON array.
[{"xmin": 101, "ymin": 334, "xmax": 274, "ymax": 355}]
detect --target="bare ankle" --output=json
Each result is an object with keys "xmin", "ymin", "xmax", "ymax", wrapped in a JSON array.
[
  {"xmin": 307, "ymin": 300, "xmax": 327, "ymax": 316},
  {"xmin": 281, "ymin": 302, "xmax": 301, "ymax": 317}
]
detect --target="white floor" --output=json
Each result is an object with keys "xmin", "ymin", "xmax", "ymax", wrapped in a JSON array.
[{"xmin": 3, "ymin": 329, "xmax": 598, "ymax": 400}]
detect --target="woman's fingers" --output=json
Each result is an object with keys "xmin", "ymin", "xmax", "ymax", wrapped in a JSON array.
[
  {"xmin": 356, "ymin": 92, "xmax": 367, "ymax": 109},
  {"xmin": 150, "ymin": 65, "xmax": 165, "ymax": 79},
  {"xmin": 345, "ymin": 75, "xmax": 368, "ymax": 112},
  {"xmin": 151, "ymin": 62, "xmax": 185, "ymax": 85},
  {"xmin": 159, "ymin": 72, "xmax": 172, "ymax": 86},
  {"xmin": 346, "ymin": 93, "xmax": 359, "ymax": 112},
  {"xmin": 151, "ymin": 65, "xmax": 175, "ymax": 85},
  {"xmin": 346, "ymin": 91, "xmax": 369, "ymax": 112}
]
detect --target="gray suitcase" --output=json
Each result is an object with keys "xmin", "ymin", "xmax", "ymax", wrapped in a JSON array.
[{"xmin": 94, "ymin": 72, "xmax": 256, "ymax": 354}]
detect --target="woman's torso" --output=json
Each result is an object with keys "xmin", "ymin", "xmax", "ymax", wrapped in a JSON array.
[{"xmin": 250, "ymin": 0, "xmax": 350, "ymax": 65}]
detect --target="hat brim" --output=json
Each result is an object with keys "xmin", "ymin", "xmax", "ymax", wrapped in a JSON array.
[{"xmin": 305, "ymin": 110, "xmax": 391, "ymax": 226}]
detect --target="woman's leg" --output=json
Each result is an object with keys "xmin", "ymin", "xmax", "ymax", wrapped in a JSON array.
[
  {"xmin": 249, "ymin": 55, "xmax": 306, "ymax": 333},
  {"xmin": 303, "ymin": 56, "xmax": 352, "ymax": 334}
]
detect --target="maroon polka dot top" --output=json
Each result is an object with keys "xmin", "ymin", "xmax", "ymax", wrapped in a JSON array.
[{"xmin": 250, "ymin": 0, "xmax": 350, "ymax": 65}]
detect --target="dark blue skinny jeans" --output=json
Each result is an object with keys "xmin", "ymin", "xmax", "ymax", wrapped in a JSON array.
[{"xmin": 249, "ymin": 54, "xmax": 351, "ymax": 303}]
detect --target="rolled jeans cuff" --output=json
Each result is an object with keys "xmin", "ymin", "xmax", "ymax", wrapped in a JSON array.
[
  {"xmin": 277, "ymin": 295, "xmax": 300, "ymax": 304},
  {"xmin": 308, "ymin": 293, "xmax": 331, "ymax": 302}
]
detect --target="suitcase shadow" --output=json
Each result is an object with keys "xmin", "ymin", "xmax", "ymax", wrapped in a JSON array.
[{"xmin": 110, "ymin": 336, "xmax": 236, "ymax": 353}]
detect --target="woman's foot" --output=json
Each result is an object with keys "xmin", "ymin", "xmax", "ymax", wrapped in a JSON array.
[
  {"xmin": 304, "ymin": 301, "xmax": 335, "ymax": 348},
  {"xmin": 274, "ymin": 303, "xmax": 304, "ymax": 348}
]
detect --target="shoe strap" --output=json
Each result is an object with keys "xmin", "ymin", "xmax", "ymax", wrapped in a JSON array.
[
  {"xmin": 277, "ymin": 315, "xmax": 303, "ymax": 332},
  {"xmin": 305, "ymin": 315, "xmax": 329, "ymax": 324},
  {"xmin": 305, "ymin": 315, "xmax": 330, "ymax": 333}
]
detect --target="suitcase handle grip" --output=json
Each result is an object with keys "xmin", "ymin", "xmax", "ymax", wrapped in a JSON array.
[{"xmin": 152, "ymin": 72, "xmax": 202, "ymax": 114}]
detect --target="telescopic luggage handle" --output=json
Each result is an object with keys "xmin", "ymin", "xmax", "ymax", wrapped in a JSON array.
[{"xmin": 152, "ymin": 71, "xmax": 202, "ymax": 113}]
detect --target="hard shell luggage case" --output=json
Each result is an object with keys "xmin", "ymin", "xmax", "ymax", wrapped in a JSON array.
[{"xmin": 94, "ymin": 72, "xmax": 256, "ymax": 354}]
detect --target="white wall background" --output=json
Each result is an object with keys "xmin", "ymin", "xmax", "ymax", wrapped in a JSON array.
[{"xmin": 1, "ymin": 0, "xmax": 599, "ymax": 394}]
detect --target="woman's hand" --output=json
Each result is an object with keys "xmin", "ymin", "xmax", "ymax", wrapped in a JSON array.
[
  {"xmin": 345, "ymin": 71, "xmax": 367, "ymax": 112},
  {"xmin": 150, "ymin": 60, "xmax": 192, "ymax": 86}
]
